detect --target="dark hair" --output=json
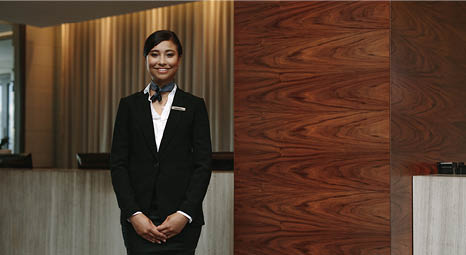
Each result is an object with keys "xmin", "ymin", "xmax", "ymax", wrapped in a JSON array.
[{"xmin": 143, "ymin": 30, "xmax": 183, "ymax": 57}]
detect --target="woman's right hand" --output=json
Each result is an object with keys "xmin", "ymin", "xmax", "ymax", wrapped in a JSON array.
[{"xmin": 130, "ymin": 213, "xmax": 167, "ymax": 244}]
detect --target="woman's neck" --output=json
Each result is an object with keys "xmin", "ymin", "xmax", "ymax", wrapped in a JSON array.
[{"xmin": 154, "ymin": 79, "xmax": 173, "ymax": 88}]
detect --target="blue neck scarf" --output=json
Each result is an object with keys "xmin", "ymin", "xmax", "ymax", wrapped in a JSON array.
[{"xmin": 150, "ymin": 80, "xmax": 175, "ymax": 102}]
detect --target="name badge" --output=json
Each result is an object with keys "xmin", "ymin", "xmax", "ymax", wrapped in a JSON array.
[{"xmin": 171, "ymin": 106, "xmax": 186, "ymax": 111}]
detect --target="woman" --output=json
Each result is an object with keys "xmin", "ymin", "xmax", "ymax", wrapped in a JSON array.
[{"xmin": 110, "ymin": 30, "xmax": 212, "ymax": 255}]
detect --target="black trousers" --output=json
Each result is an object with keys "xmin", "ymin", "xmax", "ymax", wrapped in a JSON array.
[{"xmin": 121, "ymin": 215, "xmax": 202, "ymax": 255}]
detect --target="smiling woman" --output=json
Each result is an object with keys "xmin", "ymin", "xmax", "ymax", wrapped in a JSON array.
[{"xmin": 110, "ymin": 30, "xmax": 212, "ymax": 255}]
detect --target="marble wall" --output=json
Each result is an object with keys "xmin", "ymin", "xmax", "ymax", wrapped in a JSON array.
[
  {"xmin": 0, "ymin": 169, "xmax": 233, "ymax": 255},
  {"xmin": 413, "ymin": 176, "xmax": 466, "ymax": 255}
]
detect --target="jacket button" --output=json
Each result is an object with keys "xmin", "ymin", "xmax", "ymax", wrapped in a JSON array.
[{"xmin": 153, "ymin": 163, "xmax": 159, "ymax": 169}]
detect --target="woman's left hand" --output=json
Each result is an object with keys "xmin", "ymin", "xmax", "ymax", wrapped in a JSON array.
[{"xmin": 157, "ymin": 212, "xmax": 189, "ymax": 238}]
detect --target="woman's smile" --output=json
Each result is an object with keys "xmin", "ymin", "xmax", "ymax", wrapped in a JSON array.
[{"xmin": 156, "ymin": 68, "xmax": 170, "ymax": 74}]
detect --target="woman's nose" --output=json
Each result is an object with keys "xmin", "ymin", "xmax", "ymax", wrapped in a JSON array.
[{"xmin": 158, "ymin": 55, "xmax": 167, "ymax": 65}]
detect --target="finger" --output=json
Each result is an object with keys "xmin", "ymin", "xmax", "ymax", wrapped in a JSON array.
[
  {"xmin": 144, "ymin": 230, "xmax": 156, "ymax": 239},
  {"xmin": 150, "ymin": 235, "xmax": 164, "ymax": 244},
  {"xmin": 144, "ymin": 236, "xmax": 155, "ymax": 243},
  {"xmin": 143, "ymin": 234, "xmax": 159, "ymax": 244},
  {"xmin": 156, "ymin": 232, "xmax": 168, "ymax": 241},
  {"xmin": 150, "ymin": 228, "xmax": 167, "ymax": 240},
  {"xmin": 160, "ymin": 230, "xmax": 171, "ymax": 237},
  {"xmin": 157, "ymin": 224, "xmax": 168, "ymax": 232},
  {"xmin": 161, "ymin": 227, "xmax": 174, "ymax": 236},
  {"xmin": 141, "ymin": 229, "xmax": 161, "ymax": 242}
]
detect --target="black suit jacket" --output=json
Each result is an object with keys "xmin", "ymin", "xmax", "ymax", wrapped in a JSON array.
[{"xmin": 110, "ymin": 88, "xmax": 212, "ymax": 226}]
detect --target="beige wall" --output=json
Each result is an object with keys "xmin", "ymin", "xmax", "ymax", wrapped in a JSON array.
[{"xmin": 25, "ymin": 26, "xmax": 57, "ymax": 168}]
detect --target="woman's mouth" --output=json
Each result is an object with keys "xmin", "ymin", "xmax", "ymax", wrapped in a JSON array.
[{"xmin": 156, "ymin": 68, "xmax": 170, "ymax": 74}]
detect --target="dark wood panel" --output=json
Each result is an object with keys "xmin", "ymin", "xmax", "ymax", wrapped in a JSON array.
[
  {"xmin": 391, "ymin": 2, "xmax": 466, "ymax": 255},
  {"xmin": 235, "ymin": 2, "xmax": 390, "ymax": 255}
]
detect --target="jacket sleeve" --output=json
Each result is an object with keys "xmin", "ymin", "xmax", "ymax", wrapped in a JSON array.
[
  {"xmin": 110, "ymin": 98, "xmax": 140, "ymax": 220},
  {"xmin": 178, "ymin": 98, "xmax": 212, "ymax": 219}
]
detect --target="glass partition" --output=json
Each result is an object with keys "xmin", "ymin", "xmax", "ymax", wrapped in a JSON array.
[{"xmin": 0, "ymin": 21, "xmax": 23, "ymax": 153}]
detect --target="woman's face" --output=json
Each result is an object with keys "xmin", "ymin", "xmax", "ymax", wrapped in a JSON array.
[{"xmin": 146, "ymin": 40, "xmax": 181, "ymax": 86}]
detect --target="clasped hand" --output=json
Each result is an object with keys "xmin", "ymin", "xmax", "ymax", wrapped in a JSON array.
[{"xmin": 130, "ymin": 212, "xmax": 189, "ymax": 244}]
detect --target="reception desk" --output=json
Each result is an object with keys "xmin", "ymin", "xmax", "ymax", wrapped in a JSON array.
[
  {"xmin": 0, "ymin": 169, "xmax": 233, "ymax": 255},
  {"xmin": 413, "ymin": 175, "xmax": 466, "ymax": 255}
]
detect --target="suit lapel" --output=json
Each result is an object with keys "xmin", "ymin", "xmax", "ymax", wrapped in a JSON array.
[
  {"xmin": 137, "ymin": 92, "xmax": 158, "ymax": 157},
  {"xmin": 159, "ymin": 89, "xmax": 185, "ymax": 155}
]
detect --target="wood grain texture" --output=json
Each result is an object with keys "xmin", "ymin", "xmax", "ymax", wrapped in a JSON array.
[
  {"xmin": 413, "ymin": 176, "xmax": 466, "ymax": 255},
  {"xmin": 235, "ymin": 2, "xmax": 390, "ymax": 254},
  {"xmin": 0, "ymin": 169, "xmax": 233, "ymax": 255},
  {"xmin": 391, "ymin": 2, "xmax": 466, "ymax": 255}
]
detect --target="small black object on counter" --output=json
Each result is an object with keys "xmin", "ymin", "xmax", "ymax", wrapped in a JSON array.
[{"xmin": 438, "ymin": 162, "xmax": 466, "ymax": 174}]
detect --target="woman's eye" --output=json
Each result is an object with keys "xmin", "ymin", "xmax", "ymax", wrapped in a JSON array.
[
  {"xmin": 151, "ymin": 53, "xmax": 159, "ymax": 57},
  {"xmin": 167, "ymin": 53, "xmax": 175, "ymax": 57}
]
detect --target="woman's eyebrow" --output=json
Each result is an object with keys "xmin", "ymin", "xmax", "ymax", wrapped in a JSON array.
[{"xmin": 149, "ymin": 49, "xmax": 175, "ymax": 52}]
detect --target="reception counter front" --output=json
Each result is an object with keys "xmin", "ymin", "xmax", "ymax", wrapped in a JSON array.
[
  {"xmin": 413, "ymin": 175, "xmax": 466, "ymax": 255},
  {"xmin": 0, "ymin": 169, "xmax": 233, "ymax": 255}
]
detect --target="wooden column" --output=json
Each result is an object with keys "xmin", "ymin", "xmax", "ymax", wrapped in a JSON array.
[
  {"xmin": 391, "ymin": 2, "xmax": 466, "ymax": 254},
  {"xmin": 234, "ymin": 2, "xmax": 390, "ymax": 254}
]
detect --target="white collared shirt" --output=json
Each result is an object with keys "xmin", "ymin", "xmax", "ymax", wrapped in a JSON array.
[
  {"xmin": 131, "ymin": 83, "xmax": 192, "ymax": 223},
  {"xmin": 143, "ymin": 83, "xmax": 177, "ymax": 150}
]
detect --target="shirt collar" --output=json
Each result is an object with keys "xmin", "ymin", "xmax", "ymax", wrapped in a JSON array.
[{"xmin": 143, "ymin": 83, "xmax": 151, "ymax": 94}]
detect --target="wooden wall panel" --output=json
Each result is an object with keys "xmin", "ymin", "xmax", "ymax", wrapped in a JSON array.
[
  {"xmin": 391, "ymin": 2, "xmax": 466, "ymax": 255},
  {"xmin": 234, "ymin": 2, "xmax": 390, "ymax": 254}
]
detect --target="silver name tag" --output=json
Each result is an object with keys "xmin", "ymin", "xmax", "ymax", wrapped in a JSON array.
[{"xmin": 171, "ymin": 106, "xmax": 186, "ymax": 111}]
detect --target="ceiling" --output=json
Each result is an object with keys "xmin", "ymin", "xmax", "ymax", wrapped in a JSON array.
[{"xmin": 0, "ymin": 1, "xmax": 189, "ymax": 27}]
